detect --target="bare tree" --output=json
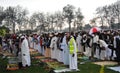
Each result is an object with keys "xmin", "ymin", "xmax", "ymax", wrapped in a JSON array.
[
  {"xmin": 96, "ymin": 7, "xmax": 104, "ymax": 28},
  {"xmin": 49, "ymin": 14, "xmax": 56, "ymax": 32},
  {"xmin": 96, "ymin": 5, "xmax": 113, "ymax": 29},
  {"xmin": 112, "ymin": 2, "xmax": 120, "ymax": 28},
  {"xmin": 4, "ymin": 6, "xmax": 17, "ymax": 33},
  {"xmin": 95, "ymin": 1, "xmax": 120, "ymax": 29},
  {"xmin": 45, "ymin": 13, "xmax": 51, "ymax": 32},
  {"xmin": 75, "ymin": 8, "xmax": 84, "ymax": 30},
  {"xmin": 63, "ymin": 4, "xmax": 75, "ymax": 32},
  {"xmin": 29, "ymin": 15, "xmax": 36, "ymax": 30},
  {"xmin": 90, "ymin": 17, "xmax": 97, "ymax": 27},
  {"xmin": 3, "ymin": 6, "xmax": 29, "ymax": 33},
  {"xmin": 30, "ymin": 12, "xmax": 47, "ymax": 33},
  {"xmin": 54, "ymin": 11, "xmax": 64, "ymax": 31},
  {"xmin": 0, "ymin": 6, "xmax": 5, "ymax": 25},
  {"xmin": 15, "ymin": 5, "xmax": 29, "ymax": 31}
]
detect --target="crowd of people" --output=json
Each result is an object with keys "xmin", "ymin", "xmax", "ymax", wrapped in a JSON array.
[{"xmin": 0, "ymin": 29, "xmax": 120, "ymax": 70}]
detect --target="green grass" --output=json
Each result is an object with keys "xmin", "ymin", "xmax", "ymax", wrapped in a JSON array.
[
  {"xmin": 0, "ymin": 55, "xmax": 120, "ymax": 73},
  {"xmin": 4, "ymin": 65, "xmax": 48, "ymax": 73},
  {"xmin": 0, "ymin": 55, "xmax": 49, "ymax": 73},
  {"xmin": 66, "ymin": 62, "xmax": 119, "ymax": 73}
]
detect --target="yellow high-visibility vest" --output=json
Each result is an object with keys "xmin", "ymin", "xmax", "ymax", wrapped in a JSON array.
[{"xmin": 69, "ymin": 37, "xmax": 75, "ymax": 54}]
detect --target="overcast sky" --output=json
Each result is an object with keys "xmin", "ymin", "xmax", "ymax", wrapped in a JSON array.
[{"xmin": 0, "ymin": 0, "xmax": 118, "ymax": 24}]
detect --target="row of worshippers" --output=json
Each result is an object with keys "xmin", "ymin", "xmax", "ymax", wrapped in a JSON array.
[
  {"xmin": 0, "ymin": 35, "xmax": 20, "ymax": 56},
  {"xmin": 28, "ymin": 32, "xmax": 78, "ymax": 70},
  {"xmin": 27, "ymin": 30, "xmax": 120, "ymax": 69},
  {"xmin": 2, "ymin": 33, "xmax": 78, "ymax": 70},
  {"xmin": 77, "ymin": 30, "xmax": 120, "ymax": 65},
  {"xmin": 0, "ymin": 29, "xmax": 120, "ymax": 69},
  {"xmin": 0, "ymin": 34, "xmax": 31, "ymax": 68}
]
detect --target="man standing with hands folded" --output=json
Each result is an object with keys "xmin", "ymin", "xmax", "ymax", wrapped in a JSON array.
[{"xmin": 67, "ymin": 32, "xmax": 78, "ymax": 70}]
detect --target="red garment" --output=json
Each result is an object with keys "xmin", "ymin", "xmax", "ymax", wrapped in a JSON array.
[{"xmin": 40, "ymin": 39, "xmax": 42, "ymax": 46}]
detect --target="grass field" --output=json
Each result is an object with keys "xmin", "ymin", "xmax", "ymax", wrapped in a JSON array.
[{"xmin": 0, "ymin": 54, "xmax": 120, "ymax": 73}]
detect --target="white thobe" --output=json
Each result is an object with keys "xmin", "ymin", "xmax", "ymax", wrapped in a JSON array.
[
  {"xmin": 84, "ymin": 47, "xmax": 92, "ymax": 57},
  {"xmin": 76, "ymin": 35, "xmax": 83, "ymax": 52},
  {"xmin": 58, "ymin": 48, "xmax": 63, "ymax": 62},
  {"xmin": 50, "ymin": 36, "xmax": 58, "ymax": 59},
  {"xmin": 69, "ymin": 37, "xmax": 78, "ymax": 70},
  {"xmin": 28, "ymin": 37, "xmax": 33, "ymax": 48},
  {"xmin": 99, "ymin": 40, "xmax": 112, "ymax": 60},
  {"xmin": 84, "ymin": 38, "xmax": 92, "ymax": 57},
  {"xmin": 34, "ymin": 42, "xmax": 38, "ymax": 51},
  {"xmin": 93, "ymin": 35, "xmax": 99, "ymax": 44},
  {"xmin": 57, "ymin": 42, "xmax": 62, "ymax": 62},
  {"xmin": 21, "ymin": 38, "xmax": 31, "ymax": 67},
  {"xmin": 56, "ymin": 42, "xmax": 60, "ymax": 61},
  {"xmin": 94, "ymin": 48, "xmax": 100, "ymax": 59},
  {"xmin": 60, "ymin": 36, "xmax": 69, "ymax": 65},
  {"xmin": 34, "ymin": 43, "xmax": 41, "ymax": 54},
  {"xmin": 36, "ymin": 36, "xmax": 41, "ymax": 53}
]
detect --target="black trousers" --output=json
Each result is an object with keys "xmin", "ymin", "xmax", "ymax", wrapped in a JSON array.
[
  {"xmin": 92, "ymin": 43, "xmax": 98, "ymax": 57},
  {"xmin": 116, "ymin": 49, "xmax": 120, "ymax": 62}
]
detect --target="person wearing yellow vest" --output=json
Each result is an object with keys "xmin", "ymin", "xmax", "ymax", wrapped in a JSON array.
[{"xmin": 68, "ymin": 32, "xmax": 78, "ymax": 70}]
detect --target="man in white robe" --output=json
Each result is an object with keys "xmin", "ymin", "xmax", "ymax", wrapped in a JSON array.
[
  {"xmin": 21, "ymin": 36, "xmax": 31, "ymax": 67},
  {"xmin": 61, "ymin": 35, "xmax": 69, "ymax": 65},
  {"xmin": 68, "ymin": 33, "xmax": 78, "ymax": 70},
  {"xmin": 50, "ymin": 34, "xmax": 58, "ymax": 59},
  {"xmin": 93, "ymin": 34, "xmax": 99, "ymax": 58},
  {"xmin": 84, "ymin": 36, "xmax": 92, "ymax": 58},
  {"xmin": 76, "ymin": 33, "xmax": 83, "ymax": 53},
  {"xmin": 36, "ymin": 36, "xmax": 41, "ymax": 53},
  {"xmin": 57, "ymin": 35, "xmax": 63, "ymax": 62},
  {"xmin": 98, "ymin": 39, "xmax": 112, "ymax": 60},
  {"xmin": 28, "ymin": 35, "xmax": 34, "ymax": 49}
]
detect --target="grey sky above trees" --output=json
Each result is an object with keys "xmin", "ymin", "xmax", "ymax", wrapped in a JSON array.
[
  {"xmin": 0, "ymin": 4, "xmax": 84, "ymax": 33},
  {"xmin": 0, "ymin": 0, "xmax": 117, "ymax": 24},
  {"xmin": 0, "ymin": 0, "xmax": 119, "ymax": 33}
]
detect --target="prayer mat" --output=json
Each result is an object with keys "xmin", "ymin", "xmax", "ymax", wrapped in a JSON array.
[
  {"xmin": 54, "ymin": 68, "xmax": 80, "ymax": 73},
  {"xmin": 34, "ymin": 56, "xmax": 45, "ymax": 59},
  {"xmin": 108, "ymin": 66, "xmax": 120, "ymax": 72},
  {"xmin": 93, "ymin": 61, "xmax": 118, "ymax": 66},
  {"xmin": 6, "ymin": 64, "xmax": 19, "ymax": 70},
  {"xmin": 3, "ymin": 52, "xmax": 13, "ymax": 57}
]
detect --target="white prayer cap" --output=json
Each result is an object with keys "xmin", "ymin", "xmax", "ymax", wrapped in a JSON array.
[
  {"xmin": 83, "ymin": 34, "xmax": 86, "ymax": 37},
  {"xmin": 58, "ymin": 31, "xmax": 62, "ymax": 34},
  {"xmin": 107, "ymin": 31, "xmax": 110, "ymax": 34},
  {"xmin": 65, "ymin": 32, "xmax": 67, "ymax": 35},
  {"xmin": 19, "ymin": 34, "xmax": 22, "ymax": 37},
  {"xmin": 21, "ymin": 36, "xmax": 25, "ymax": 39},
  {"xmin": 49, "ymin": 34, "xmax": 53, "ymax": 37},
  {"xmin": 55, "ymin": 33, "xmax": 58, "ymax": 35}
]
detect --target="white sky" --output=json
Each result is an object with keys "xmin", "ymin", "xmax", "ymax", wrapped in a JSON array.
[{"xmin": 0, "ymin": 0, "xmax": 117, "ymax": 24}]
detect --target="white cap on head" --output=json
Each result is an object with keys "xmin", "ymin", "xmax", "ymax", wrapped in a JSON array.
[
  {"xmin": 21, "ymin": 36, "xmax": 25, "ymax": 39},
  {"xmin": 49, "ymin": 33, "xmax": 53, "ymax": 37},
  {"xmin": 83, "ymin": 34, "xmax": 86, "ymax": 37},
  {"xmin": 55, "ymin": 33, "xmax": 58, "ymax": 35},
  {"xmin": 19, "ymin": 34, "xmax": 22, "ymax": 37}
]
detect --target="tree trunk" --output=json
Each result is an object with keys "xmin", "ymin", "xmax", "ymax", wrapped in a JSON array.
[
  {"xmin": 118, "ymin": 15, "xmax": 120, "ymax": 29},
  {"xmin": 80, "ymin": 23, "xmax": 82, "ymax": 30},
  {"xmin": 69, "ymin": 21, "xmax": 71, "ymax": 33},
  {"xmin": 19, "ymin": 25, "xmax": 21, "ymax": 32},
  {"xmin": 51, "ymin": 23, "xmax": 54, "ymax": 32},
  {"xmin": 13, "ymin": 21, "xmax": 15, "ymax": 34},
  {"xmin": 73, "ymin": 21, "xmax": 76, "ymax": 31},
  {"xmin": 60, "ymin": 27, "xmax": 62, "ymax": 31},
  {"xmin": 106, "ymin": 18, "xmax": 111, "ymax": 29},
  {"xmin": 101, "ymin": 17, "xmax": 104, "ymax": 29},
  {"xmin": 31, "ymin": 24, "xmax": 33, "ymax": 30}
]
